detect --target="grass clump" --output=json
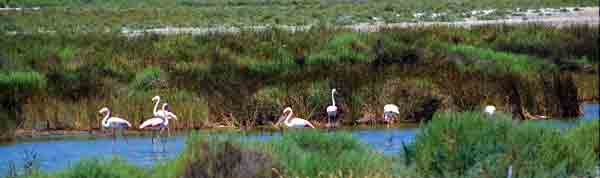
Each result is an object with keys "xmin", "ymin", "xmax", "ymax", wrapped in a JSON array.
[
  {"xmin": 176, "ymin": 133, "xmax": 279, "ymax": 178},
  {"xmin": 307, "ymin": 33, "xmax": 372, "ymax": 65},
  {"xmin": 21, "ymin": 158, "xmax": 146, "ymax": 178},
  {"xmin": 413, "ymin": 112, "xmax": 599, "ymax": 177},
  {"xmin": 264, "ymin": 130, "xmax": 391, "ymax": 178},
  {"xmin": 0, "ymin": 72, "xmax": 47, "ymax": 93},
  {"xmin": 130, "ymin": 67, "xmax": 163, "ymax": 91},
  {"xmin": 445, "ymin": 44, "xmax": 556, "ymax": 75}
]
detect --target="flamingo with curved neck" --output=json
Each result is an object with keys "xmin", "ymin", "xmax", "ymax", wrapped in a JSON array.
[
  {"xmin": 98, "ymin": 107, "xmax": 131, "ymax": 143},
  {"xmin": 277, "ymin": 107, "xmax": 315, "ymax": 128}
]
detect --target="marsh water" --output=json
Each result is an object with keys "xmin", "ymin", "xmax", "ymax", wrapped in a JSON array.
[{"xmin": 0, "ymin": 104, "xmax": 598, "ymax": 175}]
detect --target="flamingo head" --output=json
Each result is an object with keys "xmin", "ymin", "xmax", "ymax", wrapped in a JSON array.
[
  {"xmin": 98, "ymin": 107, "xmax": 109, "ymax": 114},
  {"xmin": 277, "ymin": 107, "xmax": 293, "ymax": 126},
  {"xmin": 331, "ymin": 88, "xmax": 337, "ymax": 94},
  {"xmin": 152, "ymin": 95, "xmax": 160, "ymax": 102}
]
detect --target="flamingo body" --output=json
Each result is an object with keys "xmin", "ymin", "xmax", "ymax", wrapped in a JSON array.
[
  {"xmin": 104, "ymin": 117, "xmax": 132, "ymax": 129},
  {"xmin": 139, "ymin": 117, "xmax": 167, "ymax": 129},
  {"xmin": 484, "ymin": 105, "xmax": 496, "ymax": 115},
  {"xmin": 384, "ymin": 104, "xmax": 400, "ymax": 114},
  {"xmin": 278, "ymin": 107, "xmax": 315, "ymax": 128}
]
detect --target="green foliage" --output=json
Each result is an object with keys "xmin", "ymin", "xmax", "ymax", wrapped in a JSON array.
[
  {"xmin": 263, "ymin": 130, "xmax": 390, "ymax": 177},
  {"xmin": 445, "ymin": 44, "xmax": 556, "ymax": 75},
  {"xmin": 307, "ymin": 33, "xmax": 372, "ymax": 64},
  {"xmin": 414, "ymin": 112, "xmax": 599, "ymax": 177},
  {"xmin": 130, "ymin": 67, "xmax": 163, "ymax": 91},
  {"xmin": 0, "ymin": 71, "xmax": 47, "ymax": 93},
  {"xmin": 25, "ymin": 158, "xmax": 147, "ymax": 178}
]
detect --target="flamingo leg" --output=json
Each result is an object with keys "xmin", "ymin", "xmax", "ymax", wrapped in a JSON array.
[
  {"xmin": 112, "ymin": 128, "xmax": 116, "ymax": 144},
  {"xmin": 122, "ymin": 129, "xmax": 129, "ymax": 144}
]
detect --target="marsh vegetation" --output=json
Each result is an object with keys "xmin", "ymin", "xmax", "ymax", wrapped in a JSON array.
[
  {"xmin": 0, "ymin": 25, "xmax": 597, "ymax": 141},
  {"xmin": 6, "ymin": 112, "xmax": 598, "ymax": 178}
]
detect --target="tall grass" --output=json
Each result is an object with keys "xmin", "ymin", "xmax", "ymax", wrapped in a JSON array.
[
  {"xmin": 413, "ymin": 112, "xmax": 599, "ymax": 177},
  {"xmin": 444, "ymin": 43, "xmax": 557, "ymax": 75},
  {"xmin": 0, "ymin": 25, "xmax": 597, "ymax": 131}
]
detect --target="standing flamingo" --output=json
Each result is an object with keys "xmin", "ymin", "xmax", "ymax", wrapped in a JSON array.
[
  {"xmin": 276, "ymin": 107, "xmax": 315, "ymax": 128},
  {"xmin": 383, "ymin": 104, "xmax": 400, "ymax": 124},
  {"xmin": 141, "ymin": 96, "xmax": 178, "ymax": 143},
  {"xmin": 326, "ymin": 89, "xmax": 338, "ymax": 127},
  {"xmin": 99, "ymin": 107, "xmax": 132, "ymax": 143}
]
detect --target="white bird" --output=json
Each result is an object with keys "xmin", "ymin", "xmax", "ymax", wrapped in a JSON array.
[
  {"xmin": 99, "ymin": 107, "xmax": 132, "ymax": 143},
  {"xmin": 141, "ymin": 96, "xmax": 178, "ymax": 143},
  {"xmin": 326, "ymin": 89, "xmax": 338, "ymax": 126},
  {"xmin": 152, "ymin": 96, "xmax": 178, "ymax": 120},
  {"xmin": 276, "ymin": 107, "xmax": 315, "ymax": 128},
  {"xmin": 383, "ymin": 104, "xmax": 400, "ymax": 123},
  {"xmin": 484, "ymin": 105, "xmax": 496, "ymax": 116}
]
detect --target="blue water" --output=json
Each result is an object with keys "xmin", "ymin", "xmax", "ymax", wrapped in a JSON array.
[{"xmin": 0, "ymin": 104, "xmax": 597, "ymax": 175}]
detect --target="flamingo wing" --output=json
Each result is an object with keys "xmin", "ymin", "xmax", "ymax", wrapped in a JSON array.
[
  {"xmin": 139, "ymin": 117, "xmax": 164, "ymax": 129},
  {"xmin": 107, "ymin": 117, "xmax": 132, "ymax": 128}
]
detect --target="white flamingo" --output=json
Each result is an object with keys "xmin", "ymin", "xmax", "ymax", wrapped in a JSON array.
[
  {"xmin": 383, "ymin": 104, "xmax": 400, "ymax": 123},
  {"xmin": 484, "ymin": 105, "xmax": 496, "ymax": 116},
  {"xmin": 326, "ymin": 89, "xmax": 338, "ymax": 126},
  {"xmin": 152, "ymin": 96, "xmax": 178, "ymax": 120},
  {"xmin": 141, "ymin": 96, "xmax": 178, "ymax": 143},
  {"xmin": 99, "ymin": 107, "xmax": 132, "ymax": 143},
  {"xmin": 276, "ymin": 107, "xmax": 315, "ymax": 128}
]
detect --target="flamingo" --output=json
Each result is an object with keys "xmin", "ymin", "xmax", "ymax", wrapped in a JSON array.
[
  {"xmin": 383, "ymin": 104, "xmax": 400, "ymax": 123},
  {"xmin": 98, "ymin": 107, "xmax": 132, "ymax": 143},
  {"xmin": 326, "ymin": 89, "xmax": 338, "ymax": 127},
  {"xmin": 152, "ymin": 96, "xmax": 178, "ymax": 120},
  {"xmin": 276, "ymin": 107, "xmax": 315, "ymax": 128},
  {"xmin": 141, "ymin": 96, "xmax": 178, "ymax": 143},
  {"xmin": 484, "ymin": 105, "xmax": 496, "ymax": 116}
]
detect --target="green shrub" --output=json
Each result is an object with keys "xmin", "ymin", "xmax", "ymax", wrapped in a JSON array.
[
  {"xmin": 414, "ymin": 112, "xmax": 599, "ymax": 177},
  {"xmin": 264, "ymin": 130, "xmax": 391, "ymax": 177},
  {"xmin": 0, "ymin": 71, "xmax": 47, "ymax": 93},
  {"xmin": 445, "ymin": 44, "xmax": 556, "ymax": 75},
  {"xmin": 130, "ymin": 67, "xmax": 163, "ymax": 91}
]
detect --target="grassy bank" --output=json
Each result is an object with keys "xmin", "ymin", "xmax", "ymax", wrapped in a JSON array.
[
  {"xmin": 7, "ymin": 112, "xmax": 599, "ymax": 178},
  {"xmin": 0, "ymin": 0, "xmax": 596, "ymax": 31},
  {"xmin": 0, "ymin": 25, "xmax": 598, "ymax": 137}
]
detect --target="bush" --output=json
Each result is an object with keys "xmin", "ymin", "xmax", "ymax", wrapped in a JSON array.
[
  {"xmin": 130, "ymin": 67, "xmax": 163, "ymax": 91},
  {"xmin": 414, "ymin": 112, "xmax": 599, "ymax": 177},
  {"xmin": 264, "ymin": 130, "xmax": 391, "ymax": 177},
  {"xmin": 182, "ymin": 136, "xmax": 279, "ymax": 178},
  {"xmin": 0, "ymin": 72, "xmax": 47, "ymax": 93}
]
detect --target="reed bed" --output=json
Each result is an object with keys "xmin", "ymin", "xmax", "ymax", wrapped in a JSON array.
[{"xmin": 0, "ymin": 25, "xmax": 597, "ymax": 136}]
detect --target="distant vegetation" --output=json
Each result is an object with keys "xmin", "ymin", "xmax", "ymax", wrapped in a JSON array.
[
  {"xmin": 9, "ymin": 112, "xmax": 599, "ymax": 178},
  {"xmin": 0, "ymin": 25, "xmax": 597, "ymax": 135},
  {"xmin": 0, "ymin": 0, "xmax": 596, "ymax": 31}
]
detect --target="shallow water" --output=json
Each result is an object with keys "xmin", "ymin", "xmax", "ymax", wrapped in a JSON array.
[{"xmin": 0, "ymin": 104, "xmax": 597, "ymax": 175}]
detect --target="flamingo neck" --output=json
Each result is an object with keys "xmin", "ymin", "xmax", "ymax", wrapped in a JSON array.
[
  {"xmin": 153, "ymin": 98, "xmax": 160, "ymax": 115},
  {"xmin": 331, "ymin": 90, "xmax": 336, "ymax": 106},
  {"xmin": 285, "ymin": 110, "xmax": 293, "ymax": 125},
  {"xmin": 101, "ymin": 111, "xmax": 110, "ymax": 127}
]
